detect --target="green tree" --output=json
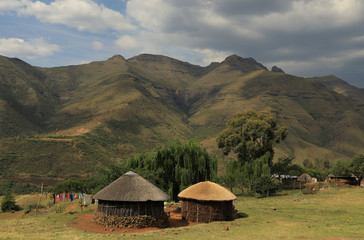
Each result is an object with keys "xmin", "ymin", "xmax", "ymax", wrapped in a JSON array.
[
  {"xmin": 302, "ymin": 157, "xmax": 331, "ymax": 181},
  {"xmin": 127, "ymin": 139, "xmax": 217, "ymax": 201},
  {"xmin": 217, "ymin": 111, "xmax": 288, "ymax": 165},
  {"xmin": 332, "ymin": 159, "xmax": 351, "ymax": 177},
  {"xmin": 351, "ymin": 154, "xmax": 364, "ymax": 186},
  {"xmin": 253, "ymin": 176, "xmax": 281, "ymax": 197},
  {"xmin": 242, "ymin": 152, "xmax": 272, "ymax": 190},
  {"xmin": 51, "ymin": 177, "xmax": 101, "ymax": 194},
  {"xmin": 272, "ymin": 157, "xmax": 304, "ymax": 179},
  {"xmin": 222, "ymin": 160, "xmax": 248, "ymax": 193},
  {"xmin": 1, "ymin": 191, "xmax": 19, "ymax": 212},
  {"xmin": 221, "ymin": 164, "xmax": 238, "ymax": 193}
]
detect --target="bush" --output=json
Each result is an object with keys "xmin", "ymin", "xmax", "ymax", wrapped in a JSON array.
[
  {"xmin": 1, "ymin": 191, "xmax": 19, "ymax": 212},
  {"xmin": 253, "ymin": 176, "xmax": 281, "ymax": 197}
]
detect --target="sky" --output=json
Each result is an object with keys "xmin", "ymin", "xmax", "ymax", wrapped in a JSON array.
[{"xmin": 1, "ymin": 0, "xmax": 364, "ymax": 87}]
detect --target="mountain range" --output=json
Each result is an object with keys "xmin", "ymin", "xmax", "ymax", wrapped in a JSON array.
[{"xmin": 1, "ymin": 53, "xmax": 364, "ymax": 178}]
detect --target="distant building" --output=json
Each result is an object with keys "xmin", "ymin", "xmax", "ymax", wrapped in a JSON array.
[
  {"xmin": 272, "ymin": 174, "xmax": 299, "ymax": 189},
  {"xmin": 327, "ymin": 174, "xmax": 359, "ymax": 186}
]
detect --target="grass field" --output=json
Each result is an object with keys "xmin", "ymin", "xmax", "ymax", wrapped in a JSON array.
[{"xmin": 0, "ymin": 187, "xmax": 363, "ymax": 239}]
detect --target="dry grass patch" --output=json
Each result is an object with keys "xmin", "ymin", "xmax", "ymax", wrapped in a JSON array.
[{"xmin": 0, "ymin": 185, "xmax": 363, "ymax": 239}]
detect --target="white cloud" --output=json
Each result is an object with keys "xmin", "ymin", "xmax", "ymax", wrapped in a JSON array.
[
  {"xmin": 17, "ymin": 0, "xmax": 134, "ymax": 33},
  {"xmin": 0, "ymin": 0, "xmax": 23, "ymax": 11},
  {"xmin": 0, "ymin": 37, "xmax": 60, "ymax": 59},
  {"xmin": 115, "ymin": 35, "xmax": 140, "ymax": 51},
  {"xmin": 126, "ymin": 0, "xmax": 174, "ymax": 31},
  {"xmin": 92, "ymin": 41, "xmax": 103, "ymax": 50},
  {"xmin": 193, "ymin": 48, "xmax": 231, "ymax": 66}
]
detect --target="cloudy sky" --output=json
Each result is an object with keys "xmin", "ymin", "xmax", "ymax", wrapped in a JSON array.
[{"xmin": 1, "ymin": 0, "xmax": 364, "ymax": 87}]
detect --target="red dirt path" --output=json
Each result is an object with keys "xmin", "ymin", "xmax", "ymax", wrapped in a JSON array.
[{"xmin": 69, "ymin": 209, "xmax": 199, "ymax": 234}]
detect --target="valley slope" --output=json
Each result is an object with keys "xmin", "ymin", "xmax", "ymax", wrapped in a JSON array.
[{"xmin": 1, "ymin": 54, "xmax": 364, "ymax": 177}]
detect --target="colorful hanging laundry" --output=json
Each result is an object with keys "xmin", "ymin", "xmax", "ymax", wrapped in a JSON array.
[{"xmin": 55, "ymin": 194, "xmax": 60, "ymax": 203}]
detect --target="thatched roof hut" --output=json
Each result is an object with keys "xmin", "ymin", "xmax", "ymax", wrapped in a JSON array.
[
  {"xmin": 94, "ymin": 171, "xmax": 169, "ymax": 202},
  {"xmin": 178, "ymin": 181, "xmax": 237, "ymax": 223},
  {"xmin": 93, "ymin": 171, "xmax": 169, "ymax": 228}
]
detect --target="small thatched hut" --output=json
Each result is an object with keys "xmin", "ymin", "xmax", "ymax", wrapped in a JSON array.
[
  {"xmin": 93, "ymin": 171, "xmax": 169, "ymax": 228},
  {"xmin": 178, "ymin": 181, "xmax": 237, "ymax": 223}
]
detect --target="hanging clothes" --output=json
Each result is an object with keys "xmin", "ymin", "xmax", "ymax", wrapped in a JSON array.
[
  {"xmin": 55, "ymin": 194, "xmax": 60, "ymax": 203},
  {"xmin": 83, "ymin": 194, "xmax": 91, "ymax": 206}
]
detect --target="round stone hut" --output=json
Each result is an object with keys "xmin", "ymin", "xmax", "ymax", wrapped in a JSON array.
[
  {"xmin": 93, "ymin": 171, "xmax": 169, "ymax": 228},
  {"xmin": 178, "ymin": 181, "xmax": 237, "ymax": 223}
]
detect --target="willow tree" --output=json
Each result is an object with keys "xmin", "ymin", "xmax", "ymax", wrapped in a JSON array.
[
  {"xmin": 242, "ymin": 152, "xmax": 271, "ymax": 190},
  {"xmin": 217, "ymin": 111, "xmax": 288, "ymax": 165},
  {"xmin": 127, "ymin": 139, "xmax": 217, "ymax": 201}
]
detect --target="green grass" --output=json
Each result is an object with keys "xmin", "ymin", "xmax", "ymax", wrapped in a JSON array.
[{"xmin": 0, "ymin": 187, "xmax": 363, "ymax": 239}]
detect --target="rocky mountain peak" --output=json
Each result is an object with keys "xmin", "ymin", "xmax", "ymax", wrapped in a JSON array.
[
  {"xmin": 271, "ymin": 66, "xmax": 285, "ymax": 73},
  {"xmin": 107, "ymin": 54, "xmax": 126, "ymax": 62},
  {"xmin": 222, "ymin": 54, "xmax": 268, "ymax": 72}
]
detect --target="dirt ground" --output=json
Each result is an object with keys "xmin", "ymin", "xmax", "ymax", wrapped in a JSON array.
[{"xmin": 69, "ymin": 206, "xmax": 199, "ymax": 234}]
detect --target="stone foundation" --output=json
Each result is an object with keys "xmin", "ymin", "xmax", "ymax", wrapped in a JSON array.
[{"xmin": 93, "ymin": 211, "xmax": 169, "ymax": 229}]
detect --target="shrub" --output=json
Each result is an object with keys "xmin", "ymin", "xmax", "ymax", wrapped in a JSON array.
[
  {"xmin": 253, "ymin": 176, "xmax": 281, "ymax": 197},
  {"xmin": 1, "ymin": 191, "xmax": 19, "ymax": 212}
]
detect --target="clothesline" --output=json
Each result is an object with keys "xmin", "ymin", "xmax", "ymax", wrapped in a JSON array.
[{"xmin": 44, "ymin": 192, "xmax": 93, "ymax": 205}]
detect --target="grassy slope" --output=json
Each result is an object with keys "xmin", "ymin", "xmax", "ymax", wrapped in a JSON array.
[
  {"xmin": 188, "ymin": 61, "xmax": 364, "ymax": 162},
  {"xmin": 312, "ymin": 75, "xmax": 364, "ymax": 102},
  {"xmin": 1, "ymin": 55, "xmax": 196, "ymax": 177},
  {"xmin": 0, "ymin": 187, "xmax": 363, "ymax": 239},
  {"xmin": 2, "ymin": 54, "xmax": 364, "ymax": 177},
  {"xmin": 0, "ymin": 56, "xmax": 58, "ymax": 136}
]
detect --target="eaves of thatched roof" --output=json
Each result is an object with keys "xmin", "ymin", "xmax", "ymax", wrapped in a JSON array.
[
  {"xmin": 178, "ymin": 181, "xmax": 236, "ymax": 201},
  {"xmin": 93, "ymin": 171, "xmax": 169, "ymax": 202}
]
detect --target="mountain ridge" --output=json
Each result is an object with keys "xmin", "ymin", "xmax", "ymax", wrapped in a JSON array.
[{"xmin": 1, "ymin": 53, "xmax": 364, "ymax": 177}]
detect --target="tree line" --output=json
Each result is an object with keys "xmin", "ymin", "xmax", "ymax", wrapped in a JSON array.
[
  {"xmin": 3, "ymin": 110, "xmax": 362, "ymax": 211},
  {"xmin": 218, "ymin": 111, "xmax": 364, "ymax": 196}
]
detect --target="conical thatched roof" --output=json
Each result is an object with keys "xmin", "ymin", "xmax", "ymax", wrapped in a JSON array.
[
  {"xmin": 178, "ymin": 181, "xmax": 236, "ymax": 201},
  {"xmin": 93, "ymin": 171, "xmax": 169, "ymax": 202}
]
